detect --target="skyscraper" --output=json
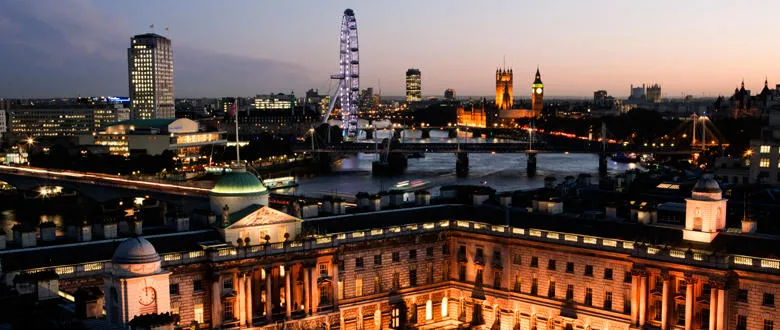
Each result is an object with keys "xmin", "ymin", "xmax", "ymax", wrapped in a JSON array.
[
  {"xmin": 495, "ymin": 67, "xmax": 513, "ymax": 110},
  {"xmin": 405, "ymin": 69, "xmax": 422, "ymax": 102},
  {"xmin": 531, "ymin": 67, "xmax": 544, "ymax": 116},
  {"xmin": 128, "ymin": 33, "xmax": 174, "ymax": 119}
]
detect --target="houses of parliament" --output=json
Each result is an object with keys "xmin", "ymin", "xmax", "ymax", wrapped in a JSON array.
[{"xmin": 496, "ymin": 66, "xmax": 544, "ymax": 118}]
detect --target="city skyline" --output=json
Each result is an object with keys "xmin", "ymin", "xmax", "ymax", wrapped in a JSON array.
[{"xmin": 1, "ymin": 0, "xmax": 779, "ymax": 99}]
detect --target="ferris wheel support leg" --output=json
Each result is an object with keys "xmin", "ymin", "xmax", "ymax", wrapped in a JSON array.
[{"xmin": 323, "ymin": 79, "xmax": 343, "ymax": 123}]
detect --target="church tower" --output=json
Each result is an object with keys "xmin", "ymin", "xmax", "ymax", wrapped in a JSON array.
[
  {"xmin": 683, "ymin": 175, "xmax": 727, "ymax": 243},
  {"xmin": 531, "ymin": 67, "xmax": 544, "ymax": 116},
  {"xmin": 495, "ymin": 67, "xmax": 513, "ymax": 110}
]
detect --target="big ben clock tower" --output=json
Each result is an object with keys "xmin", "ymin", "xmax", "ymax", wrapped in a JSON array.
[{"xmin": 531, "ymin": 67, "xmax": 544, "ymax": 117}]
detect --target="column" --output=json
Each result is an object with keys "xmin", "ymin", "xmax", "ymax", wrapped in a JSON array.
[
  {"xmin": 212, "ymin": 274, "xmax": 222, "ymax": 327},
  {"xmin": 265, "ymin": 267, "xmax": 273, "ymax": 321},
  {"xmin": 639, "ymin": 275, "xmax": 648, "ymax": 326},
  {"xmin": 709, "ymin": 285, "xmax": 717, "ymax": 330},
  {"xmin": 661, "ymin": 273, "xmax": 670, "ymax": 330},
  {"xmin": 311, "ymin": 266, "xmax": 320, "ymax": 313},
  {"xmin": 630, "ymin": 272, "xmax": 639, "ymax": 325},
  {"xmin": 332, "ymin": 260, "xmax": 339, "ymax": 308},
  {"xmin": 684, "ymin": 275, "xmax": 695, "ymax": 330},
  {"xmin": 303, "ymin": 264, "xmax": 311, "ymax": 315},
  {"xmin": 716, "ymin": 288, "xmax": 725, "ymax": 330},
  {"xmin": 285, "ymin": 264, "xmax": 292, "ymax": 318},
  {"xmin": 238, "ymin": 272, "xmax": 246, "ymax": 325},
  {"xmin": 246, "ymin": 271, "xmax": 253, "ymax": 326}
]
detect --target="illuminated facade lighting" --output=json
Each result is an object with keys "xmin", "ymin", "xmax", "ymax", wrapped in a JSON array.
[{"xmin": 128, "ymin": 34, "xmax": 174, "ymax": 120}]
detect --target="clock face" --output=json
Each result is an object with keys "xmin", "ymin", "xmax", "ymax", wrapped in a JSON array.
[
  {"xmin": 139, "ymin": 287, "xmax": 157, "ymax": 306},
  {"xmin": 535, "ymin": 88, "xmax": 543, "ymax": 94}
]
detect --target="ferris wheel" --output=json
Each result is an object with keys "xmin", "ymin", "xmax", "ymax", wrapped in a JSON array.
[{"xmin": 324, "ymin": 9, "xmax": 360, "ymax": 140}]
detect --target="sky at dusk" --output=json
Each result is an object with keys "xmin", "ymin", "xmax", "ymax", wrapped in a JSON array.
[{"xmin": 1, "ymin": 0, "xmax": 779, "ymax": 99}]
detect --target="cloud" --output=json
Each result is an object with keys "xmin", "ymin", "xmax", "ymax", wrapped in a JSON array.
[{"xmin": 0, "ymin": 0, "xmax": 318, "ymax": 98}]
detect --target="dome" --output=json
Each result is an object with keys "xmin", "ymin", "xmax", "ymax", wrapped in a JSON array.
[
  {"xmin": 210, "ymin": 168, "xmax": 268, "ymax": 197},
  {"xmin": 112, "ymin": 237, "xmax": 161, "ymax": 264},
  {"xmin": 692, "ymin": 175, "xmax": 721, "ymax": 194}
]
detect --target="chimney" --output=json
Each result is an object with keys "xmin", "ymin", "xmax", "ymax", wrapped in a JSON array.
[
  {"xmin": 133, "ymin": 218, "xmax": 143, "ymax": 236},
  {"xmin": 499, "ymin": 193, "xmax": 512, "ymax": 208},
  {"xmin": 472, "ymin": 193, "xmax": 489, "ymax": 205},
  {"xmin": 370, "ymin": 195, "xmax": 382, "ymax": 211},
  {"xmin": 0, "ymin": 229, "xmax": 6, "ymax": 250},
  {"xmin": 301, "ymin": 202, "xmax": 319, "ymax": 218},
  {"xmin": 389, "ymin": 191, "xmax": 404, "ymax": 207},
  {"xmin": 332, "ymin": 199, "xmax": 345, "ymax": 215},
  {"xmin": 13, "ymin": 224, "xmax": 36, "ymax": 248},
  {"xmin": 103, "ymin": 219, "xmax": 118, "ymax": 239},
  {"xmin": 356, "ymin": 192, "xmax": 370, "ymax": 208},
  {"xmin": 40, "ymin": 222, "xmax": 57, "ymax": 242},
  {"xmin": 742, "ymin": 217, "xmax": 757, "ymax": 234}
]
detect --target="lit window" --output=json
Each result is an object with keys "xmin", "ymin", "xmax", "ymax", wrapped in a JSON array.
[
  {"xmin": 760, "ymin": 145, "xmax": 771, "ymax": 154},
  {"xmin": 760, "ymin": 158, "xmax": 771, "ymax": 168}
]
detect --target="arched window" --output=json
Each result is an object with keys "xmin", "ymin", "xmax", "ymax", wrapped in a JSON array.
[
  {"xmin": 426, "ymin": 299, "xmax": 433, "ymax": 320},
  {"xmin": 374, "ymin": 309, "xmax": 382, "ymax": 329},
  {"xmin": 441, "ymin": 297, "xmax": 448, "ymax": 317}
]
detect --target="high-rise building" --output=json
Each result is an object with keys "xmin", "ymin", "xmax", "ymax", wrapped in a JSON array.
[
  {"xmin": 531, "ymin": 68, "xmax": 544, "ymax": 116},
  {"xmin": 594, "ymin": 90, "xmax": 608, "ymax": 103},
  {"xmin": 495, "ymin": 67, "xmax": 513, "ymax": 110},
  {"xmin": 128, "ymin": 33, "xmax": 174, "ymax": 120},
  {"xmin": 646, "ymin": 84, "xmax": 661, "ymax": 103},
  {"xmin": 0, "ymin": 108, "xmax": 6, "ymax": 143},
  {"xmin": 405, "ymin": 69, "xmax": 422, "ymax": 102},
  {"xmin": 444, "ymin": 89, "xmax": 456, "ymax": 100}
]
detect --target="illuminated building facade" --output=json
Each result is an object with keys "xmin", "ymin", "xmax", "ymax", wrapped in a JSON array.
[
  {"xmin": 0, "ymin": 108, "xmax": 6, "ymax": 142},
  {"xmin": 8, "ymin": 104, "xmax": 128, "ymax": 137},
  {"xmin": 531, "ymin": 68, "xmax": 544, "ymax": 116},
  {"xmin": 444, "ymin": 88, "xmax": 456, "ymax": 100},
  {"xmin": 406, "ymin": 69, "xmax": 422, "ymax": 102},
  {"xmin": 4, "ymin": 176, "xmax": 780, "ymax": 329},
  {"xmin": 86, "ymin": 118, "xmax": 226, "ymax": 160},
  {"xmin": 253, "ymin": 94, "xmax": 295, "ymax": 112},
  {"xmin": 496, "ymin": 67, "xmax": 513, "ymax": 110},
  {"xmin": 457, "ymin": 103, "xmax": 486, "ymax": 128},
  {"xmin": 749, "ymin": 110, "xmax": 780, "ymax": 184},
  {"xmin": 646, "ymin": 84, "xmax": 662, "ymax": 103},
  {"xmin": 128, "ymin": 34, "xmax": 174, "ymax": 120}
]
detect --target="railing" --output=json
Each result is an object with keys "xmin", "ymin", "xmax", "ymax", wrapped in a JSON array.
[{"xmin": 15, "ymin": 218, "xmax": 780, "ymax": 279}]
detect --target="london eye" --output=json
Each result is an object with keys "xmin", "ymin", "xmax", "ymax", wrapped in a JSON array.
[{"xmin": 324, "ymin": 9, "xmax": 360, "ymax": 140}]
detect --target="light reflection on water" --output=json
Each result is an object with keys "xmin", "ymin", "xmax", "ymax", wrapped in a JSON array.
[{"xmin": 288, "ymin": 153, "xmax": 635, "ymax": 197}]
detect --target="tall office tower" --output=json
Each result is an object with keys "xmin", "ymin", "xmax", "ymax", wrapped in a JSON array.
[
  {"xmin": 128, "ymin": 33, "xmax": 174, "ymax": 119},
  {"xmin": 495, "ymin": 67, "xmax": 513, "ymax": 110},
  {"xmin": 531, "ymin": 67, "xmax": 544, "ymax": 116},
  {"xmin": 444, "ymin": 88, "xmax": 456, "ymax": 100},
  {"xmin": 406, "ymin": 69, "xmax": 422, "ymax": 102}
]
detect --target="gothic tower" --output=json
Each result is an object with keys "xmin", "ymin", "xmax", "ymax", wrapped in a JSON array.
[
  {"xmin": 531, "ymin": 67, "xmax": 544, "ymax": 116},
  {"xmin": 495, "ymin": 67, "xmax": 513, "ymax": 110}
]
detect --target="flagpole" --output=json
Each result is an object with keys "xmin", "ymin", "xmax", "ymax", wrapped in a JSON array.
[{"xmin": 234, "ymin": 100, "xmax": 240, "ymax": 166}]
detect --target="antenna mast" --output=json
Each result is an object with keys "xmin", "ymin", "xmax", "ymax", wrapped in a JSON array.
[{"xmin": 234, "ymin": 98, "xmax": 240, "ymax": 166}]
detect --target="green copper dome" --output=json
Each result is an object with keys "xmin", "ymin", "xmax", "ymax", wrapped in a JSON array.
[{"xmin": 210, "ymin": 169, "xmax": 268, "ymax": 196}]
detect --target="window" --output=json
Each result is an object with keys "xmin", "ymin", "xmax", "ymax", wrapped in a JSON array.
[
  {"xmin": 375, "ymin": 254, "xmax": 382, "ymax": 265},
  {"xmin": 426, "ymin": 247, "xmax": 434, "ymax": 257},
  {"xmin": 514, "ymin": 275, "xmax": 522, "ymax": 292},
  {"xmin": 702, "ymin": 283, "xmax": 711, "ymax": 297},
  {"xmin": 442, "ymin": 244, "xmax": 450, "ymax": 255},
  {"xmin": 531, "ymin": 278, "xmax": 538, "ymax": 295},
  {"xmin": 320, "ymin": 263, "xmax": 328, "ymax": 277},
  {"xmin": 676, "ymin": 304, "xmax": 686, "ymax": 325},
  {"xmin": 475, "ymin": 248, "xmax": 484, "ymax": 264},
  {"xmin": 585, "ymin": 288, "xmax": 593, "ymax": 306},
  {"xmin": 548, "ymin": 281, "xmax": 556, "ymax": 298},
  {"xmin": 338, "ymin": 281, "xmax": 344, "ymax": 299},
  {"xmin": 737, "ymin": 289, "xmax": 748, "ymax": 302},
  {"xmin": 391, "ymin": 307, "xmax": 401, "ymax": 328},
  {"xmin": 548, "ymin": 259, "xmax": 557, "ymax": 271},
  {"xmin": 765, "ymin": 320, "xmax": 774, "ymax": 330},
  {"xmin": 459, "ymin": 265, "xmax": 466, "ymax": 282},
  {"xmin": 654, "ymin": 300, "xmax": 662, "ymax": 321},
  {"xmin": 761, "ymin": 145, "xmax": 772, "ymax": 154},
  {"xmin": 476, "ymin": 269, "xmax": 484, "ymax": 285},
  {"xmin": 512, "ymin": 254, "xmax": 522, "ymax": 265},
  {"xmin": 604, "ymin": 291, "xmax": 612, "ymax": 310},
  {"xmin": 584, "ymin": 265, "xmax": 594, "ymax": 277},
  {"xmin": 320, "ymin": 288, "xmax": 330, "ymax": 304},
  {"xmin": 392, "ymin": 272, "xmax": 400, "ymax": 290},
  {"xmin": 410, "ymin": 269, "xmax": 417, "ymax": 286},
  {"xmin": 737, "ymin": 315, "xmax": 747, "ymax": 330},
  {"xmin": 194, "ymin": 304, "xmax": 204, "ymax": 324},
  {"xmin": 355, "ymin": 257, "xmax": 364, "ymax": 269},
  {"xmin": 355, "ymin": 278, "xmax": 363, "ymax": 296},
  {"xmin": 761, "ymin": 158, "xmax": 771, "ymax": 168},
  {"xmin": 624, "ymin": 271, "xmax": 632, "ymax": 283},
  {"xmin": 604, "ymin": 268, "xmax": 613, "ymax": 280},
  {"xmin": 374, "ymin": 275, "xmax": 381, "ymax": 293},
  {"xmin": 223, "ymin": 278, "xmax": 233, "ymax": 290},
  {"xmin": 425, "ymin": 299, "xmax": 433, "ymax": 320},
  {"xmin": 441, "ymin": 297, "xmax": 448, "ymax": 317},
  {"xmin": 565, "ymin": 262, "xmax": 574, "ymax": 273},
  {"xmin": 565, "ymin": 284, "xmax": 574, "ymax": 300},
  {"xmin": 193, "ymin": 280, "xmax": 203, "ymax": 292},
  {"xmin": 169, "ymin": 283, "xmax": 179, "ymax": 296},
  {"xmin": 223, "ymin": 299, "xmax": 234, "ymax": 320},
  {"xmin": 531, "ymin": 257, "xmax": 539, "ymax": 268},
  {"xmin": 494, "ymin": 271, "xmax": 501, "ymax": 289},
  {"xmin": 763, "ymin": 293, "xmax": 775, "ymax": 306},
  {"xmin": 409, "ymin": 249, "xmax": 417, "ymax": 260},
  {"xmin": 392, "ymin": 252, "xmax": 400, "ymax": 263}
]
